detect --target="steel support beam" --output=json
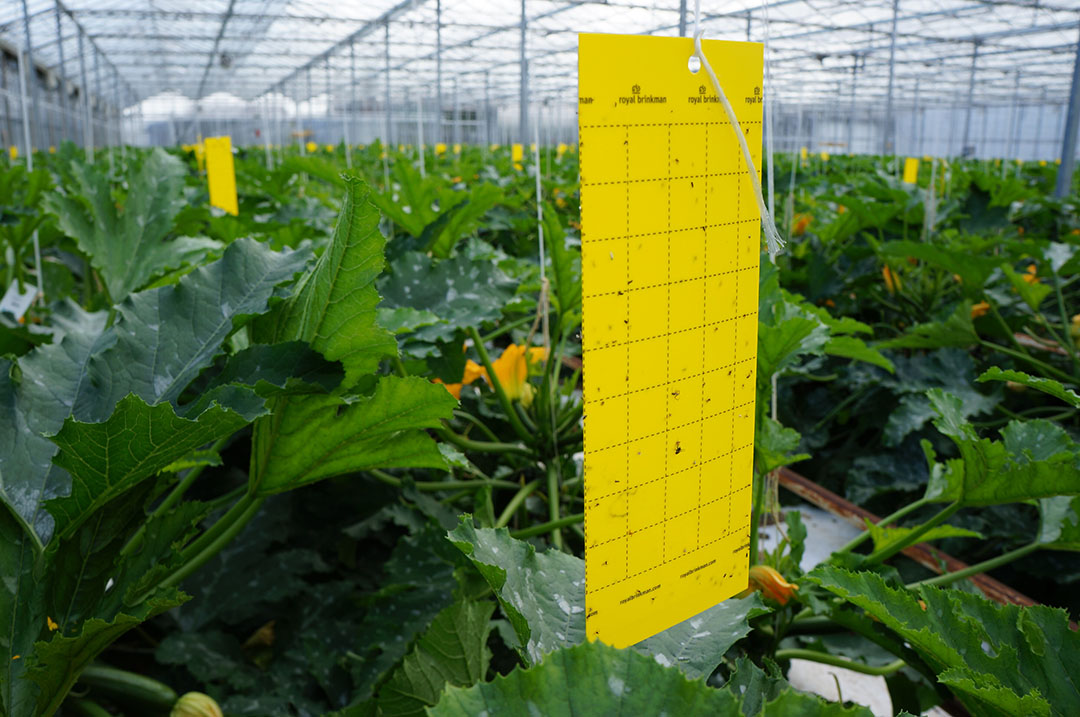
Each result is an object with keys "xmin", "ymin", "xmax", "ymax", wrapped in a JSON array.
[
  {"xmin": 882, "ymin": 0, "xmax": 899, "ymax": 155},
  {"xmin": 961, "ymin": 43, "xmax": 979, "ymax": 156},
  {"xmin": 436, "ymin": 0, "xmax": 443, "ymax": 143},
  {"xmin": 1054, "ymin": 22, "xmax": 1080, "ymax": 198},
  {"xmin": 678, "ymin": 0, "xmax": 688, "ymax": 37},
  {"xmin": 519, "ymin": 0, "xmax": 528, "ymax": 142},
  {"xmin": 20, "ymin": 0, "xmax": 45, "ymax": 151}
]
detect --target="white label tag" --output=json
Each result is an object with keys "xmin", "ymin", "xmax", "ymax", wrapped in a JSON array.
[{"xmin": 0, "ymin": 281, "xmax": 37, "ymax": 320}]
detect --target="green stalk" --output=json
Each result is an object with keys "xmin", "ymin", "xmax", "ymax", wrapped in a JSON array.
[
  {"xmin": 748, "ymin": 469, "xmax": 767, "ymax": 566},
  {"xmin": 545, "ymin": 462, "xmax": 564, "ymax": 549},
  {"xmin": 833, "ymin": 496, "xmax": 931, "ymax": 555},
  {"xmin": 495, "ymin": 480, "xmax": 540, "ymax": 528},
  {"xmin": 773, "ymin": 649, "xmax": 906, "ymax": 677},
  {"xmin": 120, "ymin": 436, "xmax": 231, "ymax": 559},
  {"xmin": 863, "ymin": 501, "xmax": 960, "ymax": 566},
  {"xmin": 481, "ymin": 314, "xmax": 534, "ymax": 342},
  {"xmin": 907, "ymin": 542, "xmax": 1039, "ymax": 589},
  {"xmin": 511, "ymin": 512, "xmax": 583, "ymax": 540},
  {"xmin": 152, "ymin": 495, "xmax": 265, "ymax": 596},
  {"xmin": 453, "ymin": 410, "xmax": 502, "ymax": 443},
  {"xmin": 368, "ymin": 468, "xmax": 519, "ymax": 492},
  {"xmin": 466, "ymin": 326, "xmax": 533, "ymax": 442},
  {"xmin": 1051, "ymin": 269, "xmax": 1080, "ymax": 373},
  {"xmin": 435, "ymin": 426, "xmax": 532, "ymax": 456},
  {"xmin": 979, "ymin": 340, "xmax": 1075, "ymax": 384},
  {"xmin": 177, "ymin": 491, "xmax": 256, "ymax": 562}
]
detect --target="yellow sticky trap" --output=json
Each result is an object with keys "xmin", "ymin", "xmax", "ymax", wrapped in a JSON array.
[
  {"xmin": 453, "ymin": 143, "xmax": 462, "ymax": 154},
  {"xmin": 490, "ymin": 144, "xmax": 500, "ymax": 151},
  {"xmin": 325, "ymin": 144, "xmax": 334, "ymax": 153},
  {"xmin": 820, "ymin": 152, "xmax": 829, "ymax": 161},
  {"xmin": 1040, "ymin": 160, "xmax": 1047, "ymax": 167},
  {"xmin": 305, "ymin": 141, "xmax": 318, "ymax": 154},
  {"xmin": 435, "ymin": 142, "xmax": 447, "ymax": 156},
  {"xmin": 48, "ymin": 146, "xmax": 56, "ymax": 154},
  {"xmin": 902, "ymin": 157, "xmax": 919, "ymax": 185},
  {"xmin": 799, "ymin": 146, "xmax": 808, "ymax": 161},
  {"xmin": 557, "ymin": 142, "xmax": 569, "ymax": 158},
  {"xmin": 512, "ymin": 143, "xmax": 524, "ymax": 164},
  {"xmin": 8, "ymin": 146, "xmax": 16, "ymax": 160},
  {"xmin": 194, "ymin": 142, "xmax": 206, "ymax": 173},
  {"xmin": 204, "ymin": 136, "xmax": 238, "ymax": 216},
  {"xmin": 579, "ymin": 33, "xmax": 760, "ymax": 649}
]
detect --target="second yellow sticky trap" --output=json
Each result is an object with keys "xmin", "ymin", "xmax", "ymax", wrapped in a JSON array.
[
  {"xmin": 903, "ymin": 157, "xmax": 919, "ymax": 184},
  {"xmin": 579, "ymin": 33, "xmax": 760, "ymax": 649},
  {"xmin": 204, "ymin": 136, "xmax": 238, "ymax": 216}
]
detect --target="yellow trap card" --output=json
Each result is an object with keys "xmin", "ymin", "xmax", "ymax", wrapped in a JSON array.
[{"xmin": 579, "ymin": 33, "xmax": 762, "ymax": 648}]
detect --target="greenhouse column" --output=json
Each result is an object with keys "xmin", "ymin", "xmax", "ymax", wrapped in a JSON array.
[
  {"xmin": 436, "ymin": 0, "xmax": 443, "ymax": 143},
  {"xmin": 678, "ymin": 0, "xmax": 687, "ymax": 36},
  {"xmin": 21, "ymin": 0, "xmax": 44, "ymax": 151},
  {"xmin": 54, "ymin": 2, "xmax": 73, "ymax": 143},
  {"xmin": 519, "ymin": 0, "xmax": 528, "ymax": 143},
  {"xmin": 484, "ymin": 71, "xmax": 492, "ymax": 147},
  {"xmin": 847, "ymin": 55, "xmax": 858, "ymax": 152},
  {"xmin": 1054, "ymin": 22, "xmax": 1080, "ymax": 198},
  {"xmin": 384, "ymin": 21, "xmax": 392, "ymax": 148},
  {"xmin": 882, "ymin": 0, "xmax": 899, "ymax": 156},
  {"xmin": 78, "ymin": 29, "xmax": 91, "ymax": 158},
  {"xmin": 961, "ymin": 42, "xmax": 979, "ymax": 157}
]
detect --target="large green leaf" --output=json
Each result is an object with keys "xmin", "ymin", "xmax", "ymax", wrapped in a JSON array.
[
  {"xmin": 378, "ymin": 250, "xmax": 520, "ymax": 344},
  {"xmin": 268, "ymin": 175, "xmax": 396, "ymax": 388},
  {"xmin": 1002, "ymin": 264, "xmax": 1052, "ymax": 312},
  {"xmin": 636, "ymin": 594, "xmax": 769, "ymax": 680},
  {"xmin": 448, "ymin": 519, "xmax": 766, "ymax": 676},
  {"xmin": 809, "ymin": 565, "xmax": 1080, "ymax": 716},
  {"xmin": 0, "ymin": 238, "xmax": 309, "ymax": 547},
  {"xmin": 922, "ymin": 389, "xmax": 1080, "ymax": 506},
  {"xmin": 1037, "ymin": 496, "xmax": 1080, "ymax": 550},
  {"xmin": 425, "ymin": 184, "xmax": 502, "ymax": 258},
  {"xmin": 430, "ymin": 640, "xmax": 740, "ymax": 716},
  {"xmin": 977, "ymin": 367, "xmax": 1080, "ymax": 409},
  {"xmin": 429, "ymin": 640, "xmax": 873, "ymax": 717},
  {"xmin": 377, "ymin": 600, "xmax": 494, "ymax": 717},
  {"xmin": 250, "ymin": 377, "xmax": 455, "ymax": 494},
  {"xmin": 864, "ymin": 519, "xmax": 982, "ymax": 555},
  {"xmin": 878, "ymin": 303, "xmax": 979, "ymax": 350},
  {"xmin": 545, "ymin": 204, "xmax": 582, "ymax": 324},
  {"xmin": 447, "ymin": 519, "xmax": 586, "ymax": 665},
  {"xmin": 879, "ymin": 239, "xmax": 1000, "ymax": 296},
  {"xmin": 248, "ymin": 176, "xmax": 454, "ymax": 496},
  {"xmin": 43, "ymin": 148, "xmax": 219, "ymax": 303},
  {"xmin": 46, "ymin": 394, "xmax": 263, "ymax": 541}
]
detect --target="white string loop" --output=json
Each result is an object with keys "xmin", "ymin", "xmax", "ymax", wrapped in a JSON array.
[{"xmin": 691, "ymin": 3, "xmax": 785, "ymax": 261}]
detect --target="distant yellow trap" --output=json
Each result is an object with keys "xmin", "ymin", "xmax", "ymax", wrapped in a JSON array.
[{"xmin": 578, "ymin": 33, "xmax": 761, "ymax": 648}]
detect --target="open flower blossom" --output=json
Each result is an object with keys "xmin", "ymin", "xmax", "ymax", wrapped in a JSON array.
[
  {"xmin": 792, "ymin": 213, "xmax": 812, "ymax": 236},
  {"xmin": 433, "ymin": 359, "xmax": 487, "ymax": 400},
  {"xmin": 882, "ymin": 266, "xmax": 901, "ymax": 295},
  {"xmin": 746, "ymin": 565, "xmax": 799, "ymax": 605},
  {"xmin": 432, "ymin": 345, "xmax": 546, "ymax": 405},
  {"xmin": 491, "ymin": 344, "xmax": 548, "ymax": 407},
  {"xmin": 971, "ymin": 301, "xmax": 991, "ymax": 319}
]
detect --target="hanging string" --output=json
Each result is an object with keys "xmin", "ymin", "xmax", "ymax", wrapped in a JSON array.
[{"xmin": 692, "ymin": 0, "xmax": 785, "ymax": 261}]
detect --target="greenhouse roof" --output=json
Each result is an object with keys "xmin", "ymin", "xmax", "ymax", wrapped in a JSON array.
[{"xmin": 2, "ymin": 0, "xmax": 1078, "ymax": 109}]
